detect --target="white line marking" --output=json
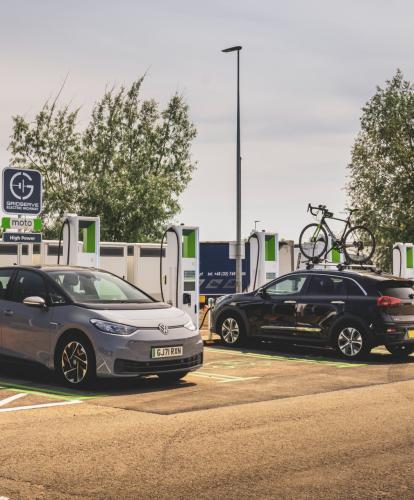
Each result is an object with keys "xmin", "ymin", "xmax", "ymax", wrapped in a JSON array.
[
  {"xmin": 0, "ymin": 399, "xmax": 82, "ymax": 413},
  {"xmin": 0, "ymin": 393, "xmax": 27, "ymax": 407},
  {"xmin": 191, "ymin": 372, "xmax": 259, "ymax": 383},
  {"xmin": 218, "ymin": 377, "xmax": 259, "ymax": 384}
]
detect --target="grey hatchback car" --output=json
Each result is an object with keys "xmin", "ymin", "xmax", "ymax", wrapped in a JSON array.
[{"xmin": 0, "ymin": 266, "xmax": 203, "ymax": 387}]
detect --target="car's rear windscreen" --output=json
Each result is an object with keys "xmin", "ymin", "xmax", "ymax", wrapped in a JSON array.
[{"xmin": 379, "ymin": 281, "xmax": 414, "ymax": 299}]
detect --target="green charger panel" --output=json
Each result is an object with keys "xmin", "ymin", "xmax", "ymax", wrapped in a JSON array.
[
  {"xmin": 331, "ymin": 248, "xmax": 341, "ymax": 263},
  {"xmin": 182, "ymin": 229, "xmax": 196, "ymax": 258},
  {"xmin": 407, "ymin": 247, "xmax": 413, "ymax": 269},
  {"xmin": 81, "ymin": 221, "xmax": 96, "ymax": 254},
  {"xmin": 265, "ymin": 235, "xmax": 277, "ymax": 262}
]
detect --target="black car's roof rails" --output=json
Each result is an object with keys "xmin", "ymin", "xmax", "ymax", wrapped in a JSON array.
[
  {"xmin": 302, "ymin": 259, "xmax": 382, "ymax": 274},
  {"xmin": 337, "ymin": 263, "xmax": 382, "ymax": 274}
]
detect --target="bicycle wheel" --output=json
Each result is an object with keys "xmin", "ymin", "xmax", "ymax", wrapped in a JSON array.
[
  {"xmin": 343, "ymin": 225, "xmax": 375, "ymax": 264},
  {"xmin": 299, "ymin": 223, "xmax": 328, "ymax": 260}
]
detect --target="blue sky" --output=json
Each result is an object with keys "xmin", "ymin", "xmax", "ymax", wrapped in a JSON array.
[{"xmin": 1, "ymin": 0, "xmax": 413, "ymax": 241}]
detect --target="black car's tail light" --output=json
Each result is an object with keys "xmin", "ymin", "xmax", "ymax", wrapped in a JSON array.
[{"xmin": 377, "ymin": 296, "xmax": 402, "ymax": 307}]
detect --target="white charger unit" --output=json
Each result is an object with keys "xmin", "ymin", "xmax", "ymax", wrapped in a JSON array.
[
  {"xmin": 163, "ymin": 225, "xmax": 199, "ymax": 328},
  {"xmin": 62, "ymin": 214, "xmax": 100, "ymax": 267},
  {"xmin": 248, "ymin": 231, "xmax": 279, "ymax": 291},
  {"xmin": 393, "ymin": 243, "xmax": 414, "ymax": 278}
]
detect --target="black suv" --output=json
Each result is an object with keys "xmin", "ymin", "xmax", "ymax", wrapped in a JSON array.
[{"xmin": 211, "ymin": 269, "xmax": 414, "ymax": 359}]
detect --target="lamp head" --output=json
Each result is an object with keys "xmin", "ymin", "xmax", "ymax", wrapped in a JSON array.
[{"xmin": 222, "ymin": 46, "xmax": 242, "ymax": 53}]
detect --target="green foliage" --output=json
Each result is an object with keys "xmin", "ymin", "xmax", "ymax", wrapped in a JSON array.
[
  {"xmin": 347, "ymin": 69, "xmax": 414, "ymax": 270},
  {"xmin": 8, "ymin": 77, "xmax": 197, "ymax": 241}
]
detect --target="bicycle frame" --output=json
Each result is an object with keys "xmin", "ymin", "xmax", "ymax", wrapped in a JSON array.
[{"xmin": 311, "ymin": 213, "xmax": 352, "ymax": 258}]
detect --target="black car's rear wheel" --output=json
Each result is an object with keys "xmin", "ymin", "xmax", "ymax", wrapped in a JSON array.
[
  {"xmin": 332, "ymin": 322, "xmax": 371, "ymax": 359},
  {"xmin": 55, "ymin": 333, "xmax": 96, "ymax": 388},
  {"xmin": 218, "ymin": 315, "xmax": 246, "ymax": 347},
  {"xmin": 385, "ymin": 344, "xmax": 414, "ymax": 359}
]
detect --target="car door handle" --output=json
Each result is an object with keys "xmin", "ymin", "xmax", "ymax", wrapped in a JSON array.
[
  {"xmin": 3, "ymin": 309, "xmax": 14, "ymax": 316},
  {"xmin": 284, "ymin": 300, "xmax": 297, "ymax": 304},
  {"xmin": 330, "ymin": 301, "xmax": 345, "ymax": 304}
]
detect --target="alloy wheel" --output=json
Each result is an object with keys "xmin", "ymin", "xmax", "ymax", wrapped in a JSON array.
[
  {"xmin": 61, "ymin": 341, "xmax": 88, "ymax": 384},
  {"xmin": 221, "ymin": 318, "xmax": 240, "ymax": 344},
  {"xmin": 337, "ymin": 327, "xmax": 363, "ymax": 357}
]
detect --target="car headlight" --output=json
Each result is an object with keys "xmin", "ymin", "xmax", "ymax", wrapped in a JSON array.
[
  {"xmin": 90, "ymin": 319, "xmax": 137, "ymax": 336},
  {"xmin": 184, "ymin": 318, "xmax": 197, "ymax": 331}
]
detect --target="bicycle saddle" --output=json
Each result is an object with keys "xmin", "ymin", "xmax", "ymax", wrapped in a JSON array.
[{"xmin": 345, "ymin": 208, "xmax": 359, "ymax": 213}]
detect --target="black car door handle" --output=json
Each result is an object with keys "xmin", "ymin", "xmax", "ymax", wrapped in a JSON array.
[
  {"xmin": 330, "ymin": 301, "xmax": 345, "ymax": 304},
  {"xmin": 3, "ymin": 309, "xmax": 14, "ymax": 316},
  {"xmin": 284, "ymin": 300, "xmax": 297, "ymax": 304}
]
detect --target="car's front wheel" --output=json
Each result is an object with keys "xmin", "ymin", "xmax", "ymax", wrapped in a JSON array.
[
  {"xmin": 218, "ymin": 315, "xmax": 245, "ymax": 347},
  {"xmin": 55, "ymin": 333, "xmax": 96, "ymax": 388},
  {"xmin": 385, "ymin": 344, "xmax": 414, "ymax": 359},
  {"xmin": 332, "ymin": 322, "xmax": 371, "ymax": 359}
]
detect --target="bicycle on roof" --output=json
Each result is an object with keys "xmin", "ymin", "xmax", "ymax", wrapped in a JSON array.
[{"xmin": 299, "ymin": 204, "xmax": 376, "ymax": 265}]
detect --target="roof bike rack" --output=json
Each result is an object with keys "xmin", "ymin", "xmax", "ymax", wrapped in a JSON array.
[{"xmin": 301, "ymin": 258, "xmax": 381, "ymax": 274}]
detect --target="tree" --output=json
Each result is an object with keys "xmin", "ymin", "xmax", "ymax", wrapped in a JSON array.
[
  {"xmin": 8, "ymin": 76, "xmax": 197, "ymax": 241},
  {"xmin": 347, "ymin": 69, "xmax": 414, "ymax": 270}
]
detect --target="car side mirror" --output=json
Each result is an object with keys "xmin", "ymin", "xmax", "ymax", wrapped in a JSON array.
[
  {"xmin": 256, "ymin": 288, "xmax": 266, "ymax": 298},
  {"xmin": 23, "ymin": 296, "xmax": 47, "ymax": 308}
]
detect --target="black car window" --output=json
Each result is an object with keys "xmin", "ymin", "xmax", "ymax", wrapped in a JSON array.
[
  {"xmin": 11, "ymin": 270, "xmax": 48, "ymax": 303},
  {"xmin": 346, "ymin": 279, "xmax": 365, "ymax": 296},
  {"xmin": 378, "ymin": 282, "xmax": 414, "ymax": 299},
  {"xmin": 307, "ymin": 276, "xmax": 347, "ymax": 296},
  {"xmin": 266, "ymin": 275, "xmax": 307, "ymax": 296},
  {"xmin": 0, "ymin": 269, "xmax": 14, "ymax": 300}
]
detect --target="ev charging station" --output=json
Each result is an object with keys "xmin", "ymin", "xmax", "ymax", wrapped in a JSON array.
[
  {"xmin": 295, "ymin": 236, "xmax": 344, "ymax": 270},
  {"xmin": 61, "ymin": 214, "xmax": 100, "ymax": 267},
  {"xmin": 248, "ymin": 231, "xmax": 279, "ymax": 291},
  {"xmin": 393, "ymin": 243, "xmax": 414, "ymax": 278},
  {"xmin": 161, "ymin": 225, "xmax": 199, "ymax": 328}
]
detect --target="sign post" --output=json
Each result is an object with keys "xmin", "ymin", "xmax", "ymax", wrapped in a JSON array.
[{"xmin": 1, "ymin": 167, "xmax": 43, "ymax": 265}]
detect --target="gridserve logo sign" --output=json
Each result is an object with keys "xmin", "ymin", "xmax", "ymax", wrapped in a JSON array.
[{"xmin": 2, "ymin": 167, "xmax": 42, "ymax": 215}]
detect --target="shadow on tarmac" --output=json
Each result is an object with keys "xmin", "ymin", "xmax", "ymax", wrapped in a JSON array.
[
  {"xmin": 0, "ymin": 341, "xmax": 412, "ymax": 398},
  {"xmin": 0, "ymin": 355, "xmax": 197, "ymax": 398},
  {"xmin": 207, "ymin": 338, "xmax": 414, "ymax": 366}
]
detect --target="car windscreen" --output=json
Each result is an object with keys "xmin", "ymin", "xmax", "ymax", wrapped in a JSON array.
[
  {"xmin": 378, "ymin": 281, "xmax": 414, "ymax": 299},
  {"xmin": 48, "ymin": 270, "xmax": 154, "ymax": 303}
]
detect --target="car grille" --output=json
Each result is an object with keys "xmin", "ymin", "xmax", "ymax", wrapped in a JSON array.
[{"xmin": 114, "ymin": 353, "xmax": 203, "ymax": 374}]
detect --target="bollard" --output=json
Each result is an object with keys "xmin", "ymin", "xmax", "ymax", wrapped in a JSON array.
[{"xmin": 207, "ymin": 297, "xmax": 215, "ymax": 341}]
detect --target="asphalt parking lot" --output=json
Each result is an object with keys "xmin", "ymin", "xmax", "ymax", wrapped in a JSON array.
[{"xmin": 0, "ymin": 337, "xmax": 413, "ymax": 498}]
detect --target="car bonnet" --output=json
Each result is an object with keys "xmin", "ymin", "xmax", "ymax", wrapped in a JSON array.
[{"xmin": 87, "ymin": 305, "xmax": 189, "ymax": 328}]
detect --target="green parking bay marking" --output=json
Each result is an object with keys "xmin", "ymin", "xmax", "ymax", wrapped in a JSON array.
[
  {"xmin": 0, "ymin": 381, "xmax": 105, "ymax": 401},
  {"xmin": 204, "ymin": 347, "xmax": 367, "ymax": 368}
]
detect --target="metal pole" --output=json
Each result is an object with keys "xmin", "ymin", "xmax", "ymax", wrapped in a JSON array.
[
  {"xmin": 235, "ymin": 49, "xmax": 242, "ymax": 293},
  {"xmin": 222, "ymin": 45, "xmax": 243, "ymax": 293},
  {"xmin": 17, "ymin": 215, "xmax": 22, "ymax": 265}
]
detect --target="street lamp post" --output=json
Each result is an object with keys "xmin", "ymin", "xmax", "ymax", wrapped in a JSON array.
[{"xmin": 222, "ymin": 45, "xmax": 243, "ymax": 293}]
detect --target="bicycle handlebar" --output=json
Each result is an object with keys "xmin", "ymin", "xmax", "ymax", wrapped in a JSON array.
[{"xmin": 307, "ymin": 204, "xmax": 328, "ymax": 217}]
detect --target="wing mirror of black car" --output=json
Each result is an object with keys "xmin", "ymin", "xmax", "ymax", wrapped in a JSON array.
[
  {"xmin": 23, "ymin": 296, "xmax": 47, "ymax": 308},
  {"xmin": 256, "ymin": 287, "xmax": 266, "ymax": 298}
]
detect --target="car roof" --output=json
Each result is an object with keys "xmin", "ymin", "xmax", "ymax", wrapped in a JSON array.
[
  {"xmin": 0, "ymin": 265, "xmax": 104, "ymax": 273},
  {"xmin": 290, "ymin": 268, "xmax": 411, "ymax": 283}
]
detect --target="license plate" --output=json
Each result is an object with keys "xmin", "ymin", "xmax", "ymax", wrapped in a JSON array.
[
  {"xmin": 151, "ymin": 346, "xmax": 183, "ymax": 359},
  {"xmin": 408, "ymin": 330, "xmax": 414, "ymax": 339}
]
